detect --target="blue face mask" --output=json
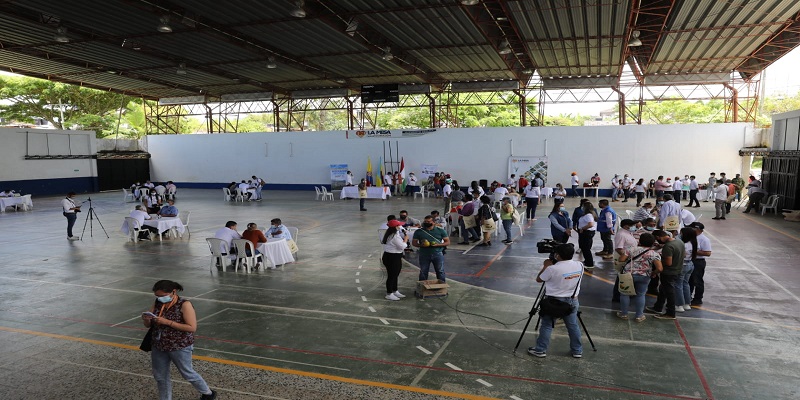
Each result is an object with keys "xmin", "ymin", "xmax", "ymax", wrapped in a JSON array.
[
  {"xmin": 645, "ymin": 226, "xmax": 655, "ymax": 231},
  {"xmin": 157, "ymin": 295, "xmax": 172, "ymax": 303},
  {"xmin": 658, "ymin": 201, "xmax": 664, "ymax": 205},
  {"xmin": 629, "ymin": 227, "xmax": 637, "ymax": 232},
  {"xmin": 559, "ymin": 207, "xmax": 566, "ymax": 212}
]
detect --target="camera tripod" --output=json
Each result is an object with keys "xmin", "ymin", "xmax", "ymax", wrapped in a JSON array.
[
  {"xmin": 80, "ymin": 197, "xmax": 109, "ymax": 240},
  {"xmin": 513, "ymin": 282, "xmax": 596, "ymax": 353}
]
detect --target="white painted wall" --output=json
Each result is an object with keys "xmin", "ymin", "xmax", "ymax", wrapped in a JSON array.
[
  {"xmin": 147, "ymin": 124, "xmax": 750, "ymax": 187},
  {"xmin": 0, "ymin": 128, "xmax": 97, "ymax": 180}
]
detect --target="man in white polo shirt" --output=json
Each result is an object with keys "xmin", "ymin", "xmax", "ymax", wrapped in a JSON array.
[
  {"xmin": 61, "ymin": 192, "xmax": 82, "ymax": 240},
  {"xmin": 214, "ymin": 221, "xmax": 241, "ymax": 255}
]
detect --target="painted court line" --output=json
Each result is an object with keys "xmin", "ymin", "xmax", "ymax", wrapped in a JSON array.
[
  {"xmin": 362, "ymin": 259, "xmax": 367, "ymax": 263},
  {"xmin": 356, "ymin": 271, "xmax": 361, "ymax": 276},
  {"xmin": 368, "ymin": 306, "xmax": 376, "ymax": 313},
  {"xmin": 395, "ymin": 331, "xmax": 407, "ymax": 339},
  {"xmin": 379, "ymin": 318, "xmax": 390, "ymax": 325},
  {"xmin": 445, "ymin": 363, "xmax": 462, "ymax": 371},
  {"xmin": 674, "ymin": 320, "xmax": 715, "ymax": 400},
  {"xmin": 359, "ymin": 265, "xmax": 363, "ymax": 269},
  {"xmin": 417, "ymin": 346, "xmax": 432, "ymax": 355},
  {"xmin": 356, "ymin": 279, "xmax": 360, "ymax": 283},
  {"xmin": 361, "ymin": 296, "xmax": 368, "ymax": 302},
  {"xmin": 476, "ymin": 379, "xmax": 493, "ymax": 387},
  {"xmin": 357, "ymin": 287, "xmax": 363, "ymax": 292},
  {"xmin": 509, "ymin": 396, "xmax": 523, "ymax": 400}
]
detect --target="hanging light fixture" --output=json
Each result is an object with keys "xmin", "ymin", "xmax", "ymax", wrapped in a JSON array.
[
  {"xmin": 267, "ymin": 56, "xmax": 277, "ymax": 69},
  {"xmin": 54, "ymin": 26, "xmax": 69, "ymax": 43},
  {"xmin": 461, "ymin": 0, "xmax": 480, "ymax": 5},
  {"xmin": 290, "ymin": 1, "xmax": 306, "ymax": 18},
  {"xmin": 157, "ymin": 15, "xmax": 173, "ymax": 33},
  {"xmin": 498, "ymin": 39, "xmax": 512, "ymax": 55},
  {"xmin": 382, "ymin": 46, "xmax": 394, "ymax": 61},
  {"xmin": 345, "ymin": 17, "xmax": 358, "ymax": 37},
  {"xmin": 628, "ymin": 30, "xmax": 642, "ymax": 47},
  {"xmin": 176, "ymin": 62, "xmax": 187, "ymax": 75}
]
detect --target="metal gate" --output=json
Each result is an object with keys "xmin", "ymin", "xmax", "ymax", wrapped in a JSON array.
[{"xmin": 762, "ymin": 154, "xmax": 800, "ymax": 210}]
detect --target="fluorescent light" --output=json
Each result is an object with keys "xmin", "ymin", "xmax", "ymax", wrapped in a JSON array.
[
  {"xmin": 176, "ymin": 62, "xmax": 187, "ymax": 75},
  {"xmin": 290, "ymin": 1, "xmax": 306, "ymax": 18},
  {"xmin": 382, "ymin": 47, "xmax": 394, "ymax": 61},
  {"xmin": 628, "ymin": 30, "xmax": 642, "ymax": 47},
  {"xmin": 157, "ymin": 15, "xmax": 172, "ymax": 33},
  {"xmin": 498, "ymin": 39, "xmax": 511, "ymax": 54},
  {"xmin": 461, "ymin": 0, "xmax": 480, "ymax": 5},
  {"xmin": 54, "ymin": 26, "xmax": 69, "ymax": 43},
  {"xmin": 267, "ymin": 56, "xmax": 277, "ymax": 69}
]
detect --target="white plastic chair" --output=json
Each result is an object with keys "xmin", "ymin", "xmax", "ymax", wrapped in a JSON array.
[
  {"xmin": 625, "ymin": 210, "xmax": 634, "ymax": 219},
  {"xmin": 762, "ymin": 195, "xmax": 780, "ymax": 215},
  {"xmin": 206, "ymin": 238, "xmax": 230, "ymax": 272},
  {"xmin": 169, "ymin": 211, "xmax": 190, "ymax": 238},
  {"xmin": 123, "ymin": 188, "xmax": 136, "ymax": 203},
  {"xmin": 287, "ymin": 226, "xmax": 299, "ymax": 259},
  {"xmin": 448, "ymin": 212, "xmax": 461, "ymax": 237},
  {"xmin": 166, "ymin": 187, "xmax": 176, "ymax": 201},
  {"xmin": 314, "ymin": 186, "xmax": 323, "ymax": 200},
  {"xmin": 232, "ymin": 239, "xmax": 263, "ymax": 273},
  {"xmin": 414, "ymin": 186, "xmax": 426, "ymax": 199},
  {"xmin": 234, "ymin": 188, "xmax": 245, "ymax": 203},
  {"xmin": 124, "ymin": 217, "xmax": 142, "ymax": 243},
  {"xmin": 17, "ymin": 195, "xmax": 33, "ymax": 211},
  {"xmin": 222, "ymin": 188, "xmax": 233, "ymax": 201},
  {"xmin": 154, "ymin": 186, "xmax": 166, "ymax": 200},
  {"xmin": 321, "ymin": 186, "xmax": 334, "ymax": 201},
  {"xmin": 140, "ymin": 188, "xmax": 150, "ymax": 199}
]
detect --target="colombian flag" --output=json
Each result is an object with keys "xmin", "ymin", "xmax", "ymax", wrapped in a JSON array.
[{"xmin": 376, "ymin": 157, "xmax": 384, "ymax": 187}]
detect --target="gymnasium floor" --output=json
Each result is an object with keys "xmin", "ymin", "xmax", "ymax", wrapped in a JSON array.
[{"xmin": 0, "ymin": 189, "xmax": 797, "ymax": 400}]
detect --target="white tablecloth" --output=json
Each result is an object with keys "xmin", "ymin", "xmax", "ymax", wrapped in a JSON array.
[
  {"xmin": 340, "ymin": 186, "xmax": 391, "ymax": 199},
  {"xmin": 0, "ymin": 195, "xmax": 32, "ymax": 212},
  {"xmin": 121, "ymin": 217, "xmax": 184, "ymax": 240},
  {"xmin": 257, "ymin": 238, "xmax": 295, "ymax": 265}
]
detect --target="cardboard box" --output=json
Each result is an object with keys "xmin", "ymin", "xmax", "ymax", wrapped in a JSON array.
[{"xmin": 415, "ymin": 280, "xmax": 449, "ymax": 299}]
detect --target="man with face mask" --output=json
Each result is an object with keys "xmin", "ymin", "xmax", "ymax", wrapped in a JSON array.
[
  {"xmin": 686, "ymin": 175, "xmax": 700, "ymax": 207},
  {"xmin": 634, "ymin": 218, "xmax": 658, "ymax": 240},
  {"xmin": 633, "ymin": 202, "xmax": 655, "ymax": 222},
  {"xmin": 265, "ymin": 218, "xmax": 292, "ymax": 240},
  {"xmin": 412, "ymin": 215, "xmax": 450, "ymax": 283},
  {"xmin": 621, "ymin": 174, "xmax": 632, "ymax": 202},
  {"xmin": 647, "ymin": 230, "xmax": 686, "ymax": 320},
  {"xmin": 657, "ymin": 194, "xmax": 682, "ymax": 233},
  {"xmin": 711, "ymin": 179, "xmax": 728, "ymax": 220},
  {"xmin": 612, "ymin": 219, "xmax": 639, "ymax": 302}
]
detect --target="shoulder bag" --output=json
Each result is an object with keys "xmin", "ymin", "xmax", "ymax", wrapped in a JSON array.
[
  {"xmin": 617, "ymin": 248, "xmax": 652, "ymax": 296},
  {"xmin": 538, "ymin": 269, "xmax": 582, "ymax": 318}
]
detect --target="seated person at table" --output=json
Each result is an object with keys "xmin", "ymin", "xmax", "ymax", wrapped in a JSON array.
[
  {"xmin": 143, "ymin": 192, "xmax": 161, "ymax": 214},
  {"xmin": 241, "ymin": 223, "xmax": 268, "ymax": 268},
  {"xmin": 493, "ymin": 184, "xmax": 509, "ymax": 198},
  {"xmin": 237, "ymin": 180, "xmax": 252, "ymax": 200},
  {"xmin": 154, "ymin": 182, "xmax": 166, "ymax": 195},
  {"xmin": 165, "ymin": 181, "xmax": 177, "ymax": 195},
  {"xmin": 143, "ymin": 180, "xmax": 155, "ymax": 189},
  {"xmin": 227, "ymin": 182, "xmax": 238, "ymax": 192},
  {"xmin": 265, "ymin": 218, "xmax": 292, "ymax": 240},
  {"xmin": 130, "ymin": 205, "xmax": 158, "ymax": 240},
  {"xmin": 214, "ymin": 221, "xmax": 241, "ymax": 256},
  {"xmin": 397, "ymin": 210, "xmax": 421, "ymax": 228},
  {"xmin": 379, "ymin": 214, "xmax": 397, "ymax": 230},
  {"xmin": 157, "ymin": 199, "xmax": 178, "ymax": 217},
  {"xmin": 430, "ymin": 210, "xmax": 447, "ymax": 230},
  {"xmin": 0, "ymin": 189, "xmax": 15, "ymax": 197}
]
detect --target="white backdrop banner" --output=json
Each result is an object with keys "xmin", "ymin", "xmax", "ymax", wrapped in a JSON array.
[
  {"xmin": 345, "ymin": 129, "xmax": 437, "ymax": 139},
  {"xmin": 420, "ymin": 164, "xmax": 439, "ymax": 178},
  {"xmin": 330, "ymin": 164, "xmax": 348, "ymax": 189},
  {"xmin": 509, "ymin": 156, "xmax": 549, "ymax": 185}
]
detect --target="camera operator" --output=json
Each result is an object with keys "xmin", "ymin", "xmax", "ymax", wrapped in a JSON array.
[
  {"xmin": 61, "ymin": 192, "xmax": 82, "ymax": 241},
  {"xmin": 528, "ymin": 243, "xmax": 584, "ymax": 359}
]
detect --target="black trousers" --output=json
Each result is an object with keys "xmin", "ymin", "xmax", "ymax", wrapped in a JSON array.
[
  {"xmin": 600, "ymin": 231, "xmax": 613, "ymax": 254},
  {"xmin": 744, "ymin": 192, "xmax": 765, "ymax": 213},
  {"xmin": 653, "ymin": 274, "xmax": 679, "ymax": 316},
  {"xmin": 636, "ymin": 192, "xmax": 644, "ymax": 205},
  {"xmin": 382, "ymin": 252, "xmax": 403, "ymax": 294},
  {"xmin": 578, "ymin": 230, "xmax": 595, "ymax": 267},
  {"xmin": 525, "ymin": 197, "xmax": 539, "ymax": 219},
  {"xmin": 690, "ymin": 258, "xmax": 707, "ymax": 302},
  {"xmin": 687, "ymin": 189, "xmax": 700, "ymax": 207},
  {"xmin": 359, "ymin": 198, "xmax": 366, "ymax": 210}
]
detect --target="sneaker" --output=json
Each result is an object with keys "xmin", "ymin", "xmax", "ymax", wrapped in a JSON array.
[
  {"xmin": 68, "ymin": 236, "xmax": 80, "ymax": 241},
  {"xmin": 653, "ymin": 314, "xmax": 677, "ymax": 320},
  {"xmin": 594, "ymin": 251, "xmax": 607, "ymax": 256},
  {"xmin": 527, "ymin": 348, "xmax": 546, "ymax": 358},
  {"xmin": 690, "ymin": 300, "xmax": 703, "ymax": 306},
  {"xmin": 602, "ymin": 255, "xmax": 614, "ymax": 260},
  {"xmin": 634, "ymin": 315, "xmax": 646, "ymax": 323},
  {"xmin": 200, "ymin": 390, "xmax": 217, "ymax": 400},
  {"xmin": 385, "ymin": 293, "xmax": 400, "ymax": 301},
  {"xmin": 268, "ymin": 265, "xmax": 277, "ymax": 270},
  {"xmin": 572, "ymin": 353, "xmax": 582, "ymax": 358},
  {"xmin": 675, "ymin": 305, "xmax": 685, "ymax": 312},
  {"xmin": 393, "ymin": 291, "xmax": 406, "ymax": 298},
  {"xmin": 645, "ymin": 306, "xmax": 663, "ymax": 314},
  {"xmin": 457, "ymin": 241, "xmax": 470, "ymax": 245},
  {"xmin": 583, "ymin": 265, "xmax": 594, "ymax": 270},
  {"xmin": 615, "ymin": 311, "xmax": 628, "ymax": 320}
]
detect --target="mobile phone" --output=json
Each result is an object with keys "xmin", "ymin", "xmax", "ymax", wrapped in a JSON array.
[{"xmin": 142, "ymin": 312, "xmax": 157, "ymax": 318}]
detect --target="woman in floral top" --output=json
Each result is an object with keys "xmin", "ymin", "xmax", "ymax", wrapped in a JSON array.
[
  {"xmin": 616, "ymin": 233, "xmax": 662, "ymax": 322},
  {"xmin": 142, "ymin": 280, "xmax": 216, "ymax": 400}
]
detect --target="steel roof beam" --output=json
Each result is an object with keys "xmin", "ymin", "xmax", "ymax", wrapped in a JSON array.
[
  {"xmin": 627, "ymin": 0, "xmax": 676, "ymax": 82},
  {"xmin": 460, "ymin": 0, "xmax": 535, "ymax": 84},
  {"xmin": 736, "ymin": 10, "xmax": 800, "ymax": 80}
]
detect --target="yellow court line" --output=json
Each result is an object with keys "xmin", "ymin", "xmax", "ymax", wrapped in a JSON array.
[
  {"xmin": 0, "ymin": 326, "xmax": 498, "ymax": 400},
  {"xmin": 739, "ymin": 213, "xmax": 800, "ymax": 242}
]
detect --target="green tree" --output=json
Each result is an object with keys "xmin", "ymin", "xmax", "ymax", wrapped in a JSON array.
[
  {"xmin": 544, "ymin": 114, "xmax": 593, "ymax": 126},
  {"xmin": 0, "ymin": 76, "xmax": 134, "ymax": 137},
  {"xmin": 640, "ymin": 99, "xmax": 726, "ymax": 124}
]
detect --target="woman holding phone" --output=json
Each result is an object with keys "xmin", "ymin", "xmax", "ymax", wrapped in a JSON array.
[{"xmin": 142, "ymin": 280, "xmax": 216, "ymax": 400}]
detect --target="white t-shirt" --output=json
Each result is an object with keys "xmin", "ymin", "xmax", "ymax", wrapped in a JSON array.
[
  {"xmin": 61, "ymin": 197, "xmax": 78, "ymax": 213},
  {"xmin": 129, "ymin": 209, "xmax": 151, "ymax": 227},
  {"xmin": 237, "ymin": 183, "xmax": 250, "ymax": 193},
  {"xmin": 611, "ymin": 178, "xmax": 620, "ymax": 188},
  {"xmin": 382, "ymin": 232, "xmax": 407, "ymax": 254},
  {"xmin": 443, "ymin": 184, "xmax": 453, "ymax": 197},
  {"xmin": 578, "ymin": 214, "xmax": 596, "ymax": 231},
  {"xmin": 384, "ymin": 174, "xmax": 392, "ymax": 186},
  {"xmin": 553, "ymin": 188, "xmax": 566, "ymax": 198},
  {"xmin": 540, "ymin": 260, "xmax": 583, "ymax": 297},
  {"xmin": 493, "ymin": 186, "xmax": 509, "ymax": 197},
  {"xmin": 523, "ymin": 185, "xmax": 540, "ymax": 198},
  {"xmin": 713, "ymin": 184, "xmax": 728, "ymax": 199},
  {"xmin": 507, "ymin": 177, "xmax": 516, "ymax": 188},
  {"xmin": 695, "ymin": 233, "xmax": 711, "ymax": 259},
  {"xmin": 214, "ymin": 227, "xmax": 241, "ymax": 250},
  {"xmin": 571, "ymin": 175, "xmax": 579, "ymax": 186},
  {"xmin": 680, "ymin": 209, "xmax": 696, "ymax": 225},
  {"xmin": 635, "ymin": 184, "xmax": 646, "ymax": 193},
  {"xmin": 408, "ymin": 175, "xmax": 417, "ymax": 186},
  {"xmin": 346, "ymin": 174, "xmax": 353, "ymax": 185},
  {"xmin": 468, "ymin": 186, "xmax": 484, "ymax": 197}
]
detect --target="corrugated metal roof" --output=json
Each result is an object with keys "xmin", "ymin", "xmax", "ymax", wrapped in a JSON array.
[{"xmin": 0, "ymin": 0, "xmax": 797, "ymax": 99}]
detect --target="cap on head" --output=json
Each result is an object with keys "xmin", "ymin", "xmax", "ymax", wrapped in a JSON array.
[{"xmin": 387, "ymin": 220, "xmax": 403, "ymax": 228}]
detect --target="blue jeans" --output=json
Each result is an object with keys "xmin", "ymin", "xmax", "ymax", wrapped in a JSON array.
[
  {"xmin": 534, "ymin": 297, "xmax": 582, "ymax": 355},
  {"xmin": 255, "ymin": 186, "xmax": 262, "ymax": 200},
  {"xmin": 459, "ymin": 218, "xmax": 479, "ymax": 242},
  {"xmin": 418, "ymin": 251, "xmax": 445, "ymax": 282},
  {"xmin": 64, "ymin": 212, "xmax": 77, "ymax": 237},
  {"xmin": 151, "ymin": 345, "xmax": 211, "ymax": 400},
  {"xmin": 677, "ymin": 261, "xmax": 694, "ymax": 307},
  {"xmin": 502, "ymin": 219, "xmax": 513, "ymax": 241},
  {"xmin": 619, "ymin": 275, "xmax": 651, "ymax": 318},
  {"xmin": 612, "ymin": 187, "xmax": 620, "ymax": 199}
]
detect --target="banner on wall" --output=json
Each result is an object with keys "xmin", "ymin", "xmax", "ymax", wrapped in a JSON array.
[
  {"xmin": 509, "ymin": 156, "xmax": 548, "ymax": 185},
  {"xmin": 330, "ymin": 164, "xmax": 348, "ymax": 190},
  {"xmin": 345, "ymin": 129, "xmax": 437, "ymax": 139},
  {"xmin": 420, "ymin": 163, "xmax": 438, "ymax": 178}
]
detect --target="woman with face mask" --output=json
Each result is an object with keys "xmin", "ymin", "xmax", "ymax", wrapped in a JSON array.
[
  {"xmin": 548, "ymin": 202, "xmax": 571, "ymax": 243},
  {"xmin": 142, "ymin": 280, "xmax": 216, "ymax": 400}
]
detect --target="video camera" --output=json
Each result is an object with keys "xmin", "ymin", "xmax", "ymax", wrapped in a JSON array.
[{"xmin": 537, "ymin": 239, "xmax": 573, "ymax": 263}]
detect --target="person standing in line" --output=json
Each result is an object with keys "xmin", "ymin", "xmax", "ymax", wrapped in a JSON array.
[
  {"xmin": 705, "ymin": 172, "xmax": 716, "ymax": 202},
  {"xmin": 577, "ymin": 202, "xmax": 598, "ymax": 270},
  {"xmin": 616, "ymin": 233, "xmax": 661, "ymax": 322},
  {"xmin": 611, "ymin": 219, "xmax": 640, "ymax": 303},
  {"xmin": 142, "ymin": 280, "xmax": 217, "ymax": 400},
  {"xmin": 412, "ymin": 215, "xmax": 450, "ymax": 283},
  {"xmin": 634, "ymin": 178, "xmax": 646, "ymax": 207},
  {"xmin": 527, "ymin": 243, "xmax": 584, "ymax": 359},
  {"xmin": 687, "ymin": 222, "xmax": 711, "ymax": 307},
  {"xmin": 686, "ymin": 175, "xmax": 700, "ymax": 207},
  {"xmin": 712, "ymin": 179, "xmax": 728, "ymax": 220},
  {"xmin": 675, "ymin": 227, "xmax": 697, "ymax": 313},
  {"xmin": 672, "ymin": 177, "xmax": 683, "ymax": 203},
  {"xmin": 62, "ymin": 192, "xmax": 82, "ymax": 241},
  {"xmin": 500, "ymin": 197, "xmax": 515, "ymax": 244},
  {"xmin": 646, "ymin": 230, "xmax": 686, "ymax": 320},
  {"xmin": 622, "ymin": 174, "xmax": 632, "ymax": 203},
  {"xmin": 381, "ymin": 220, "xmax": 408, "ymax": 301},
  {"xmin": 523, "ymin": 181, "xmax": 541, "ymax": 222},
  {"xmin": 548, "ymin": 202, "xmax": 571, "ymax": 244},
  {"xmin": 681, "ymin": 175, "xmax": 691, "ymax": 201},
  {"xmin": 570, "ymin": 172, "xmax": 580, "ymax": 198},
  {"xmin": 595, "ymin": 199, "xmax": 617, "ymax": 260},
  {"xmin": 610, "ymin": 175, "xmax": 621, "ymax": 202},
  {"xmin": 358, "ymin": 178, "xmax": 368, "ymax": 212}
]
